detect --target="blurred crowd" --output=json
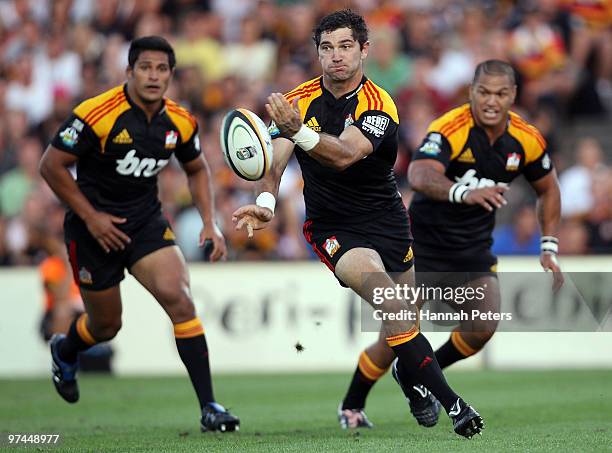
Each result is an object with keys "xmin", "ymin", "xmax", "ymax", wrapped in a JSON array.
[{"xmin": 0, "ymin": 0, "xmax": 611, "ymax": 267}]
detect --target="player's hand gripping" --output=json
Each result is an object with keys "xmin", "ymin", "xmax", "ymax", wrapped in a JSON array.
[
  {"xmin": 200, "ymin": 223, "xmax": 227, "ymax": 262},
  {"xmin": 84, "ymin": 211, "xmax": 131, "ymax": 253},
  {"xmin": 464, "ymin": 186, "xmax": 508, "ymax": 212},
  {"xmin": 232, "ymin": 205, "xmax": 274, "ymax": 238},
  {"xmin": 540, "ymin": 252, "xmax": 564, "ymax": 292},
  {"xmin": 266, "ymin": 93, "xmax": 302, "ymax": 137}
]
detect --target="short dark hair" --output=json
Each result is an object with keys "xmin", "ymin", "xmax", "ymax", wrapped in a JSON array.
[
  {"xmin": 128, "ymin": 36, "xmax": 176, "ymax": 69},
  {"xmin": 473, "ymin": 59, "xmax": 516, "ymax": 85},
  {"xmin": 313, "ymin": 9, "xmax": 369, "ymax": 50}
]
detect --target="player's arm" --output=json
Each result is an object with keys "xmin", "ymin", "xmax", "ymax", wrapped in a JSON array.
[
  {"xmin": 409, "ymin": 133, "xmax": 507, "ymax": 211},
  {"xmin": 529, "ymin": 170, "xmax": 564, "ymax": 290},
  {"xmin": 39, "ymin": 146, "xmax": 130, "ymax": 253},
  {"xmin": 266, "ymin": 93, "xmax": 371, "ymax": 171},
  {"xmin": 232, "ymin": 137, "xmax": 295, "ymax": 237},
  {"xmin": 181, "ymin": 154, "xmax": 227, "ymax": 261}
]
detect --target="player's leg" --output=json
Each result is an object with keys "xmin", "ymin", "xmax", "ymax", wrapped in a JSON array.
[
  {"xmin": 51, "ymin": 286, "xmax": 123, "ymax": 403},
  {"xmin": 129, "ymin": 244, "xmax": 239, "ymax": 432},
  {"xmin": 336, "ymin": 251, "xmax": 483, "ymax": 437},
  {"xmin": 436, "ymin": 274, "xmax": 501, "ymax": 369},
  {"xmin": 340, "ymin": 328, "xmax": 394, "ymax": 414}
]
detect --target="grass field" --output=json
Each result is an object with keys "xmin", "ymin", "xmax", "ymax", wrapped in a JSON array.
[{"xmin": 1, "ymin": 370, "xmax": 611, "ymax": 452}]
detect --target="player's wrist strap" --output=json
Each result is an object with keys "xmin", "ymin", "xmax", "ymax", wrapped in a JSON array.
[
  {"xmin": 291, "ymin": 124, "xmax": 320, "ymax": 152},
  {"xmin": 541, "ymin": 236, "xmax": 559, "ymax": 254},
  {"xmin": 449, "ymin": 183, "xmax": 470, "ymax": 203},
  {"xmin": 256, "ymin": 192, "xmax": 276, "ymax": 215}
]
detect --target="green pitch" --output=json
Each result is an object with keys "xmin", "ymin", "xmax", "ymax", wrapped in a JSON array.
[{"xmin": 1, "ymin": 370, "xmax": 611, "ymax": 452}]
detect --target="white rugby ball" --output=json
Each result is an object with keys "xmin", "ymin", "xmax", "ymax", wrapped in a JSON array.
[{"xmin": 220, "ymin": 108, "xmax": 273, "ymax": 181}]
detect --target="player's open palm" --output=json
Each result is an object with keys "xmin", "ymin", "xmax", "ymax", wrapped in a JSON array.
[
  {"xmin": 232, "ymin": 205, "xmax": 273, "ymax": 238},
  {"xmin": 464, "ymin": 186, "xmax": 508, "ymax": 211},
  {"xmin": 85, "ymin": 211, "xmax": 131, "ymax": 253}
]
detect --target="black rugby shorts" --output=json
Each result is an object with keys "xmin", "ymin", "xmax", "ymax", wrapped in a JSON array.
[
  {"xmin": 64, "ymin": 213, "xmax": 177, "ymax": 291},
  {"xmin": 303, "ymin": 210, "xmax": 414, "ymax": 287}
]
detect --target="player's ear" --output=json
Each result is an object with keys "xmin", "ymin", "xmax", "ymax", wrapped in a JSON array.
[
  {"xmin": 361, "ymin": 40, "xmax": 370, "ymax": 60},
  {"xmin": 126, "ymin": 65, "xmax": 133, "ymax": 79},
  {"xmin": 510, "ymin": 84, "xmax": 517, "ymax": 104}
]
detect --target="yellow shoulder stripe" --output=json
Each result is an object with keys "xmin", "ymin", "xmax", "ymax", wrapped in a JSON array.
[
  {"xmin": 165, "ymin": 99, "xmax": 197, "ymax": 142},
  {"xmin": 73, "ymin": 85, "xmax": 125, "ymax": 126},
  {"xmin": 355, "ymin": 81, "xmax": 399, "ymax": 123},
  {"xmin": 91, "ymin": 100, "xmax": 131, "ymax": 152},
  {"xmin": 507, "ymin": 112, "xmax": 546, "ymax": 164},
  {"xmin": 426, "ymin": 104, "xmax": 473, "ymax": 160}
]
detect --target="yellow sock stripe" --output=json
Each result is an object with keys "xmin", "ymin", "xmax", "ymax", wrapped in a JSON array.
[
  {"xmin": 358, "ymin": 351, "xmax": 389, "ymax": 381},
  {"xmin": 451, "ymin": 331, "xmax": 478, "ymax": 357},
  {"xmin": 76, "ymin": 313, "xmax": 97, "ymax": 346},
  {"xmin": 386, "ymin": 326, "xmax": 419, "ymax": 347},
  {"xmin": 174, "ymin": 317, "xmax": 205, "ymax": 339}
]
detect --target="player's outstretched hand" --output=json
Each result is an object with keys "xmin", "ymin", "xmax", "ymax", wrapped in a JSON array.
[
  {"xmin": 265, "ymin": 93, "xmax": 301, "ymax": 137},
  {"xmin": 232, "ymin": 205, "xmax": 273, "ymax": 238},
  {"xmin": 200, "ymin": 223, "xmax": 227, "ymax": 262},
  {"xmin": 84, "ymin": 211, "xmax": 131, "ymax": 253},
  {"xmin": 541, "ymin": 252, "xmax": 564, "ymax": 292},
  {"xmin": 464, "ymin": 186, "xmax": 508, "ymax": 212}
]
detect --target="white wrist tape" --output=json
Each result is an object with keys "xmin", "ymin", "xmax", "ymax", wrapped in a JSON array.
[
  {"xmin": 449, "ymin": 183, "xmax": 470, "ymax": 203},
  {"xmin": 541, "ymin": 236, "xmax": 559, "ymax": 254},
  {"xmin": 291, "ymin": 124, "xmax": 320, "ymax": 152},
  {"xmin": 256, "ymin": 192, "xmax": 276, "ymax": 215}
]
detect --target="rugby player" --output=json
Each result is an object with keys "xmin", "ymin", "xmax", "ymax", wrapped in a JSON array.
[
  {"xmin": 232, "ymin": 10, "xmax": 483, "ymax": 438},
  {"xmin": 340, "ymin": 59, "xmax": 563, "ymax": 429},
  {"xmin": 39, "ymin": 36, "xmax": 239, "ymax": 432}
]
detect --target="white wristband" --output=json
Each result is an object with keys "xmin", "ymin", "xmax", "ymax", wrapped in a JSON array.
[
  {"xmin": 541, "ymin": 236, "xmax": 559, "ymax": 254},
  {"xmin": 449, "ymin": 183, "xmax": 470, "ymax": 203},
  {"xmin": 256, "ymin": 191, "xmax": 276, "ymax": 215},
  {"xmin": 291, "ymin": 124, "xmax": 320, "ymax": 152}
]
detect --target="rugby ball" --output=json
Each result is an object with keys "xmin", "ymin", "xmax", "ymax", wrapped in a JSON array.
[{"xmin": 220, "ymin": 108, "xmax": 273, "ymax": 181}]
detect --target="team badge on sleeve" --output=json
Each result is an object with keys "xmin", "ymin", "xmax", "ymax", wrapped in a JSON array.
[
  {"xmin": 361, "ymin": 115, "xmax": 389, "ymax": 138},
  {"xmin": 542, "ymin": 153, "xmax": 551, "ymax": 170},
  {"xmin": 419, "ymin": 132, "xmax": 442, "ymax": 156},
  {"xmin": 60, "ymin": 126, "xmax": 79, "ymax": 148}
]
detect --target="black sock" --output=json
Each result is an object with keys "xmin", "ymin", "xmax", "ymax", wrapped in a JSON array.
[
  {"xmin": 342, "ymin": 368, "xmax": 376, "ymax": 410},
  {"xmin": 342, "ymin": 351, "xmax": 388, "ymax": 410},
  {"xmin": 58, "ymin": 314, "xmax": 96, "ymax": 364},
  {"xmin": 390, "ymin": 332, "xmax": 460, "ymax": 412},
  {"xmin": 435, "ymin": 337, "xmax": 469, "ymax": 369},
  {"xmin": 176, "ymin": 334, "xmax": 215, "ymax": 408}
]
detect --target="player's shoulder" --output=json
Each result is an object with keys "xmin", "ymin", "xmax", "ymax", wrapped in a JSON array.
[
  {"xmin": 507, "ymin": 111, "xmax": 546, "ymax": 161},
  {"xmin": 356, "ymin": 79, "xmax": 399, "ymax": 123},
  {"xmin": 73, "ymin": 84, "xmax": 129, "ymax": 130},
  {"xmin": 427, "ymin": 104, "xmax": 472, "ymax": 137},
  {"xmin": 284, "ymin": 77, "xmax": 323, "ymax": 102},
  {"xmin": 164, "ymin": 97, "xmax": 198, "ymax": 142}
]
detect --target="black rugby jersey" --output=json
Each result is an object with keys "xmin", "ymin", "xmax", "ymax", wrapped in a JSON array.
[
  {"xmin": 410, "ymin": 104, "xmax": 553, "ymax": 255},
  {"xmin": 51, "ymin": 84, "xmax": 200, "ymax": 232},
  {"xmin": 270, "ymin": 76, "xmax": 404, "ymax": 222}
]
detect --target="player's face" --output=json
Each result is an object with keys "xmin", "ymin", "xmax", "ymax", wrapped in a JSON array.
[
  {"xmin": 469, "ymin": 74, "xmax": 516, "ymax": 128},
  {"xmin": 127, "ymin": 50, "xmax": 173, "ymax": 103},
  {"xmin": 318, "ymin": 27, "xmax": 368, "ymax": 82}
]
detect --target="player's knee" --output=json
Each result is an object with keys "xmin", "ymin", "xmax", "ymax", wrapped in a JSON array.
[
  {"xmin": 159, "ymin": 285, "xmax": 195, "ymax": 323},
  {"xmin": 90, "ymin": 318, "xmax": 122, "ymax": 341}
]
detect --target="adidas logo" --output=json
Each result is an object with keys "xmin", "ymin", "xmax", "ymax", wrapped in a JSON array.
[
  {"xmin": 112, "ymin": 128, "xmax": 133, "ymax": 144},
  {"xmin": 306, "ymin": 117, "xmax": 321, "ymax": 132},
  {"xmin": 457, "ymin": 148, "xmax": 475, "ymax": 163},
  {"xmin": 163, "ymin": 227, "xmax": 176, "ymax": 241}
]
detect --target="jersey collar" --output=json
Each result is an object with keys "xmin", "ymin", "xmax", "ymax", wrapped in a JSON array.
[{"xmin": 321, "ymin": 75, "xmax": 368, "ymax": 102}]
